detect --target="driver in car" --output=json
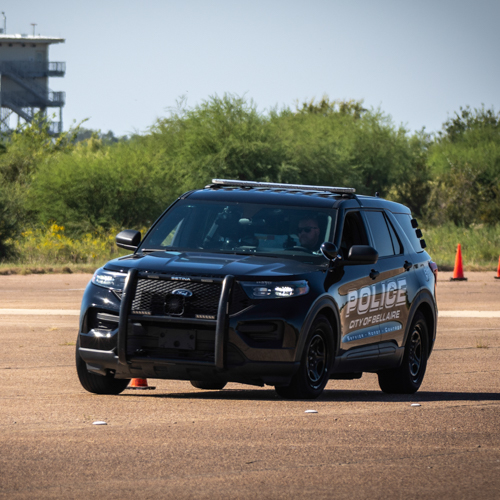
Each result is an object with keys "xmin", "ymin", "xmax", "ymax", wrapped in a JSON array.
[{"xmin": 298, "ymin": 217, "xmax": 321, "ymax": 250}]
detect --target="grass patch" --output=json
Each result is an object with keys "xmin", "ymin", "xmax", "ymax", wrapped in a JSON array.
[
  {"xmin": 423, "ymin": 223, "xmax": 500, "ymax": 271},
  {"xmin": 475, "ymin": 338, "xmax": 489, "ymax": 349},
  {"xmin": 0, "ymin": 224, "xmax": 136, "ymax": 274},
  {"xmin": 0, "ymin": 263, "xmax": 102, "ymax": 275},
  {"xmin": 9, "ymin": 224, "xmax": 130, "ymax": 265}
]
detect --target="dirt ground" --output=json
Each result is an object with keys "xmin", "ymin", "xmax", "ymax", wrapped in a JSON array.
[{"xmin": 0, "ymin": 272, "xmax": 499, "ymax": 499}]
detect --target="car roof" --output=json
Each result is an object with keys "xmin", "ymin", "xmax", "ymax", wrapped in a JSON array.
[
  {"xmin": 356, "ymin": 196, "xmax": 411, "ymax": 214},
  {"xmin": 186, "ymin": 185, "xmax": 348, "ymax": 208},
  {"xmin": 182, "ymin": 179, "xmax": 411, "ymax": 213}
]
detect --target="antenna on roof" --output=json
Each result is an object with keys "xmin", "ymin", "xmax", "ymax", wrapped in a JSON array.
[
  {"xmin": 31, "ymin": 23, "xmax": 37, "ymax": 37},
  {"xmin": 1, "ymin": 12, "xmax": 6, "ymax": 35}
]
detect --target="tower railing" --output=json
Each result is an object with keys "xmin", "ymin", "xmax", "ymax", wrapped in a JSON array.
[
  {"xmin": 1, "ymin": 90, "xmax": 65, "ymax": 107},
  {"xmin": 0, "ymin": 60, "xmax": 66, "ymax": 77},
  {"xmin": 2, "ymin": 69, "xmax": 65, "ymax": 107},
  {"xmin": 0, "ymin": 58, "xmax": 65, "ymax": 134}
]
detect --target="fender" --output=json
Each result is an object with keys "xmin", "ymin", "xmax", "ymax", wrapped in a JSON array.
[
  {"xmin": 402, "ymin": 288, "xmax": 438, "ymax": 354},
  {"xmin": 295, "ymin": 293, "xmax": 341, "ymax": 368}
]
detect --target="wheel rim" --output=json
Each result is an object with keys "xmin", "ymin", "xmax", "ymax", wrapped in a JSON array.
[
  {"xmin": 306, "ymin": 333, "xmax": 327, "ymax": 388},
  {"xmin": 408, "ymin": 326, "xmax": 422, "ymax": 380}
]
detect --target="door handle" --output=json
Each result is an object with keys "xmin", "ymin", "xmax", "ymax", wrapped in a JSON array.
[
  {"xmin": 370, "ymin": 269, "xmax": 379, "ymax": 280},
  {"xmin": 404, "ymin": 261, "xmax": 413, "ymax": 271}
]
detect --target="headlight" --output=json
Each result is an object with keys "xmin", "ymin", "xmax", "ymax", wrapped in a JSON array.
[
  {"xmin": 240, "ymin": 280, "xmax": 309, "ymax": 299},
  {"xmin": 91, "ymin": 268, "xmax": 127, "ymax": 291}
]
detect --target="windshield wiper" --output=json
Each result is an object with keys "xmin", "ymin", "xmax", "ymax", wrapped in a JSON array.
[{"xmin": 139, "ymin": 249, "xmax": 165, "ymax": 254}]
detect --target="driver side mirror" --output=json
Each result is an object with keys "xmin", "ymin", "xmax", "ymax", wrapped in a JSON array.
[
  {"xmin": 321, "ymin": 243, "xmax": 378, "ymax": 266},
  {"xmin": 346, "ymin": 245, "xmax": 378, "ymax": 265},
  {"xmin": 116, "ymin": 230, "xmax": 141, "ymax": 251}
]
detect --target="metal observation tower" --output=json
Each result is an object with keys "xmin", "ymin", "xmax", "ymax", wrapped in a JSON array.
[{"xmin": 0, "ymin": 30, "xmax": 65, "ymax": 134}]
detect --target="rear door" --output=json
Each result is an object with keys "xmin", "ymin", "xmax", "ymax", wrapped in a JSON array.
[{"xmin": 362, "ymin": 210, "xmax": 415, "ymax": 352}]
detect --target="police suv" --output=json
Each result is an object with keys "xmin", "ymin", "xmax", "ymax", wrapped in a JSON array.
[{"xmin": 76, "ymin": 179, "xmax": 438, "ymax": 399}]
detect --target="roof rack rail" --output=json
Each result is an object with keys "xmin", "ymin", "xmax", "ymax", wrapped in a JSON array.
[{"xmin": 210, "ymin": 179, "xmax": 356, "ymax": 195}]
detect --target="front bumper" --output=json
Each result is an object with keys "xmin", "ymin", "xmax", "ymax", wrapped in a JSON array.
[{"xmin": 78, "ymin": 270, "xmax": 306, "ymax": 386}]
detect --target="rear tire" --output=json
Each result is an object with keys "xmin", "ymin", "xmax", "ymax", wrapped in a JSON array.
[
  {"xmin": 75, "ymin": 336, "xmax": 130, "ymax": 395},
  {"xmin": 190, "ymin": 380, "xmax": 227, "ymax": 390},
  {"xmin": 275, "ymin": 315, "xmax": 333, "ymax": 399},
  {"xmin": 378, "ymin": 312, "xmax": 428, "ymax": 394}
]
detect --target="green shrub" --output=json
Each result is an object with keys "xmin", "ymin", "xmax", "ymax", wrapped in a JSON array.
[
  {"xmin": 2, "ymin": 97, "xmax": 500, "ymax": 270},
  {"xmin": 427, "ymin": 106, "xmax": 500, "ymax": 226},
  {"xmin": 29, "ymin": 138, "xmax": 170, "ymax": 232}
]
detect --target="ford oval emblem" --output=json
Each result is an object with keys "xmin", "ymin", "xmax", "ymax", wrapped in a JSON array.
[{"xmin": 172, "ymin": 289, "xmax": 193, "ymax": 298}]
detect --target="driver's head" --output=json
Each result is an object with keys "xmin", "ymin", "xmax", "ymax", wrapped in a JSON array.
[{"xmin": 298, "ymin": 217, "xmax": 320, "ymax": 250}]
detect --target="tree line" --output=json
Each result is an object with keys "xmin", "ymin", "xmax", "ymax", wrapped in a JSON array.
[{"xmin": 1, "ymin": 94, "xmax": 499, "ymax": 259}]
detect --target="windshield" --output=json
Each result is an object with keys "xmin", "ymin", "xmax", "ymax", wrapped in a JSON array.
[{"xmin": 140, "ymin": 200, "xmax": 337, "ymax": 260}]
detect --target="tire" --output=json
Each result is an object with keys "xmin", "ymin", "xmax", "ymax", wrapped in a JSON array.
[
  {"xmin": 275, "ymin": 315, "xmax": 333, "ymax": 399},
  {"xmin": 190, "ymin": 380, "xmax": 227, "ymax": 390},
  {"xmin": 75, "ymin": 336, "xmax": 130, "ymax": 395},
  {"xmin": 378, "ymin": 311, "xmax": 428, "ymax": 394}
]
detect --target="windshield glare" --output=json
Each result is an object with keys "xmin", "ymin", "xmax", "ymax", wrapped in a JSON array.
[{"xmin": 140, "ymin": 200, "xmax": 336, "ymax": 259}]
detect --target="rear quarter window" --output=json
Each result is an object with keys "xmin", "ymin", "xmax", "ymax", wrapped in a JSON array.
[
  {"xmin": 364, "ymin": 211, "xmax": 395, "ymax": 257},
  {"xmin": 394, "ymin": 213, "xmax": 424, "ymax": 254}
]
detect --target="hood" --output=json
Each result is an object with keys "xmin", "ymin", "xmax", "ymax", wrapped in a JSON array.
[{"xmin": 104, "ymin": 251, "xmax": 323, "ymax": 278}]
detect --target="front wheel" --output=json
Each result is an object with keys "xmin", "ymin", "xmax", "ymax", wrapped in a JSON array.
[
  {"xmin": 75, "ymin": 336, "xmax": 130, "ymax": 395},
  {"xmin": 275, "ymin": 315, "xmax": 333, "ymax": 399},
  {"xmin": 378, "ymin": 312, "xmax": 429, "ymax": 394}
]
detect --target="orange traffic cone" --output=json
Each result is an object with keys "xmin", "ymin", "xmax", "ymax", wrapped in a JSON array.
[
  {"xmin": 450, "ymin": 244, "xmax": 467, "ymax": 281},
  {"xmin": 495, "ymin": 256, "xmax": 500, "ymax": 280},
  {"xmin": 128, "ymin": 378, "xmax": 156, "ymax": 390}
]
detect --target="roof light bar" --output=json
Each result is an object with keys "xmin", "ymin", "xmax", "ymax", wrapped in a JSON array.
[{"xmin": 211, "ymin": 179, "xmax": 356, "ymax": 194}]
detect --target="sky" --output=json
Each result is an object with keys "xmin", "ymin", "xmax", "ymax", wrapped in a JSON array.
[{"xmin": 2, "ymin": 0, "xmax": 499, "ymax": 137}]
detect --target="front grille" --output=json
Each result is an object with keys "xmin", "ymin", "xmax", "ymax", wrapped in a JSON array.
[{"xmin": 131, "ymin": 277, "xmax": 222, "ymax": 318}]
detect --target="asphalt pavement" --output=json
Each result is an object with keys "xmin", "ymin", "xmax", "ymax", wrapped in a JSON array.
[{"xmin": 0, "ymin": 272, "xmax": 499, "ymax": 499}]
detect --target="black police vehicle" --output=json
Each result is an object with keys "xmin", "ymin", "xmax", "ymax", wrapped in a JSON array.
[{"xmin": 76, "ymin": 179, "xmax": 438, "ymax": 399}]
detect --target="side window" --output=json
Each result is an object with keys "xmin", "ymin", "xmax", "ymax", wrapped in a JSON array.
[
  {"xmin": 394, "ymin": 213, "xmax": 424, "ymax": 254},
  {"xmin": 386, "ymin": 216, "xmax": 403, "ymax": 255},
  {"xmin": 363, "ymin": 211, "xmax": 395, "ymax": 258},
  {"xmin": 340, "ymin": 211, "xmax": 369, "ymax": 256}
]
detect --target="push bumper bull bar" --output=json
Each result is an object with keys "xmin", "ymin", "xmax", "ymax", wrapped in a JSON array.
[{"xmin": 117, "ymin": 269, "xmax": 234, "ymax": 371}]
